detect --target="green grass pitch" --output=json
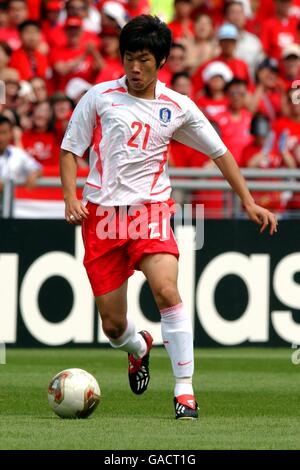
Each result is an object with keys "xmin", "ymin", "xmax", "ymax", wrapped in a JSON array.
[{"xmin": 1, "ymin": 348, "xmax": 300, "ymax": 450}]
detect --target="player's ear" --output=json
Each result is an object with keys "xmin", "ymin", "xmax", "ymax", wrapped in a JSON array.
[{"xmin": 159, "ymin": 58, "xmax": 167, "ymax": 69}]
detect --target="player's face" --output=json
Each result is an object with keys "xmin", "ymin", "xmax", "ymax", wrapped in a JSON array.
[{"xmin": 124, "ymin": 50, "xmax": 161, "ymax": 98}]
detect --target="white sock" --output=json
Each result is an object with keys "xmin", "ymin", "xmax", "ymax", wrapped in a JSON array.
[
  {"xmin": 108, "ymin": 318, "xmax": 147, "ymax": 359},
  {"xmin": 174, "ymin": 378, "xmax": 194, "ymax": 397},
  {"xmin": 160, "ymin": 303, "xmax": 194, "ymax": 396}
]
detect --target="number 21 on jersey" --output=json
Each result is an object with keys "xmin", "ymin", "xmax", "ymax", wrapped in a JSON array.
[{"xmin": 127, "ymin": 121, "xmax": 151, "ymax": 150}]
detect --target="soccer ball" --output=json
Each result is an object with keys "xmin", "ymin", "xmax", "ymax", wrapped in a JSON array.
[{"xmin": 48, "ymin": 368, "xmax": 100, "ymax": 419}]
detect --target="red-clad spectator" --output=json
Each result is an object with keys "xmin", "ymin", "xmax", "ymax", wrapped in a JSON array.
[
  {"xmin": 7, "ymin": 0, "xmax": 28, "ymax": 24},
  {"xmin": 0, "ymin": 3, "xmax": 9, "ymax": 28},
  {"xmin": 22, "ymin": 101, "xmax": 60, "ymax": 167},
  {"xmin": 59, "ymin": 0, "xmax": 102, "ymax": 34},
  {"xmin": 0, "ymin": 114, "xmax": 41, "ymax": 192},
  {"xmin": 214, "ymin": 78, "xmax": 253, "ymax": 165},
  {"xmin": 224, "ymin": 1, "xmax": 264, "ymax": 77},
  {"xmin": 247, "ymin": 0, "xmax": 300, "ymax": 26},
  {"xmin": 246, "ymin": 0, "xmax": 275, "ymax": 36},
  {"xmin": 171, "ymin": 71, "xmax": 194, "ymax": 99},
  {"xmin": 249, "ymin": 58, "xmax": 285, "ymax": 122},
  {"xmin": 95, "ymin": 26, "xmax": 124, "ymax": 84},
  {"xmin": 27, "ymin": 0, "xmax": 41, "ymax": 20},
  {"xmin": 126, "ymin": 0, "xmax": 150, "ymax": 18},
  {"xmin": 50, "ymin": 16, "xmax": 102, "ymax": 91},
  {"xmin": 192, "ymin": 23, "xmax": 251, "ymax": 96},
  {"xmin": 260, "ymin": 0, "xmax": 298, "ymax": 61},
  {"xmin": 30, "ymin": 77, "xmax": 49, "ymax": 103},
  {"xmin": 288, "ymin": 0, "xmax": 300, "ymax": 19},
  {"xmin": 101, "ymin": 1, "xmax": 128, "ymax": 29},
  {"xmin": 0, "ymin": 0, "xmax": 28, "ymax": 50},
  {"xmin": 196, "ymin": 61, "xmax": 232, "ymax": 117},
  {"xmin": 14, "ymin": 80, "xmax": 36, "ymax": 132},
  {"xmin": 192, "ymin": 0, "xmax": 225, "ymax": 26},
  {"xmin": 46, "ymin": 25, "xmax": 100, "ymax": 51},
  {"xmin": 169, "ymin": 74, "xmax": 224, "ymax": 217},
  {"xmin": 45, "ymin": 1, "xmax": 100, "ymax": 50},
  {"xmin": 241, "ymin": 115, "xmax": 281, "ymax": 169},
  {"xmin": 168, "ymin": 0, "xmax": 194, "ymax": 41},
  {"xmin": 169, "ymin": 139, "xmax": 208, "ymax": 169},
  {"xmin": 240, "ymin": 113, "xmax": 285, "ymax": 211},
  {"xmin": 0, "ymin": 41, "xmax": 12, "ymax": 78},
  {"xmin": 158, "ymin": 42, "xmax": 188, "ymax": 87},
  {"xmin": 50, "ymin": 92, "xmax": 74, "ymax": 146},
  {"xmin": 50, "ymin": 90, "xmax": 89, "ymax": 168},
  {"xmin": 182, "ymin": 13, "xmax": 219, "ymax": 73},
  {"xmin": 169, "ymin": 130, "xmax": 225, "ymax": 218},
  {"xmin": 10, "ymin": 20, "xmax": 50, "ymax": 81},
  {"xmin": 273, "ymin": 89, "xmax": 300, "ymax": 209},
  {"xmin": 0, "ymin": 67, "xmax": 20, "ymax": 113},
  {"xmin": 0, "ymin": 67, "xmax": 35, "ymax": 132},
  {"xmin": 41, "ymin": 1, "xmax": 64, "ymax": 45},
  {"xmin": 84, "ymin": 0, "xmax": 102, "ymax": 34},
  {"xmin": 170, "ymin": 144, "xmax": 208, "ymax": 175},
  {"xmin": 280, "ymin": 43, "xmax": 300, "ymax": 91}
]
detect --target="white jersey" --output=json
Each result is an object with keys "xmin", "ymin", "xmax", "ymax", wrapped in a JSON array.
[
  {"xmin": 0, "ymin": 145, "xmax": 41, "ymax": 183},
  {"xmin": 61, "ymin": 76, "xmax": 227, "ymax": 206}
]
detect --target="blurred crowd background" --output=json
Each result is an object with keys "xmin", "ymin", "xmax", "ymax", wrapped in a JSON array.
[{"xmin": 0, "ymin": 0, "xmax": 300, "ymax": 218}]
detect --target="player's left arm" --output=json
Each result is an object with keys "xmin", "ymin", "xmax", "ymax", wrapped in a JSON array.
[{"xmin": 215, "ymin": 150, "xmax": 278, "ymax": 235}]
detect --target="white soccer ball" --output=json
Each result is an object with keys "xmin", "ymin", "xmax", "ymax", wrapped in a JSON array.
[{"xmin": 48, "ymin": 368, "xmax": 100, "ymax": 419}]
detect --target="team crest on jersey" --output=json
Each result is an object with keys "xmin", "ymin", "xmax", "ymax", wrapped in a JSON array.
[{"xmin": 159, "ymin": 108, "xmax": 171, "ymax": 124}]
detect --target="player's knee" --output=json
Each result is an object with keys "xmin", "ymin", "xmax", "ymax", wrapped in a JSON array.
[
  {"xmin": 101, "ymin": 318, "xmax": 126, "ymax": 340},
  {"xmin": 154, "ymin": 283, "xmax": 180, "ymax": 309}
]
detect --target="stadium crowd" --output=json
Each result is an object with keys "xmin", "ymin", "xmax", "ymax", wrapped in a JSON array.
[{"xmin": 0, "ymin": 0, "xmax": 300, "ymax": 217}]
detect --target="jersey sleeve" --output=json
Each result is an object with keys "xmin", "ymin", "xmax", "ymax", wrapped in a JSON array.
[
  {"xmin": 61, "ymin": 88, "xmax": 97, "ymax": 157},
  {"xmin": 173, "ymin": 97, "xmax": 228, "ymax": 159}
]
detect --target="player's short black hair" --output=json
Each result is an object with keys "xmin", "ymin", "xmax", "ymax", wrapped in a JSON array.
[
  {"xmin": 18, "ymin": 20, "xmax": 41, "ymax": 33},
  {"xmin": 119, "ymin": 15, "xmax": 172, "ymax": 68},
  {"xmin": 0, "ymin": 115, "xmax": 13, "ymax": 128}
]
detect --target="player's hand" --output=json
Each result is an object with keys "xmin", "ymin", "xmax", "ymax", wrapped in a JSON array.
[
  {"xmin": 65, "ymin": 198, "xmax": 89, "ymax": 225},
  {"xmin": 244, "ymin": 202, "xmax": 278, "ymax": 235}
]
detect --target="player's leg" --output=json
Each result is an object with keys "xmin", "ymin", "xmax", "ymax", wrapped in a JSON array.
[
  {"xmin": 82, "ymin": 204, "xmax": 152, "ymax": 395},
  {"xmin": 95, "ymin": 280, "xmax": 149, "ymax": 357},
  {"xmin": 95, "ymin": 279, "xmax": 153, "ymax": 395},
  {"xmin": 139, "ymin": 253, "xmax": 198, "ymax": 419}
]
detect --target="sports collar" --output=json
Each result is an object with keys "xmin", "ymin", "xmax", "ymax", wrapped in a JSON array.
[{"xmin": 119, "ymin": 75, "xmax": 165, "ymax": 99}]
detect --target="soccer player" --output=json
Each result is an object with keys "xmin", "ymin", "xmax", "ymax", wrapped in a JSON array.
[{"xmin": 60, "ymin": 15, "xmax": 277, "ymax": 420}]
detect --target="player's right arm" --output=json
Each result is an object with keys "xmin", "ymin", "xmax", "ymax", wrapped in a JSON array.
[
  {"xmin": 60, "ymin": 87, "xmax": 97, "ymax": 224},
  {"xmin": 60, "ymin": 150, "xmax": 89, "ymax": 224}
]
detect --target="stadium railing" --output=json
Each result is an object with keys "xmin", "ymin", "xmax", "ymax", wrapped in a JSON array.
[{"xmin": 1, "ymin": 168, "xmax": 300, "ymax": 219}]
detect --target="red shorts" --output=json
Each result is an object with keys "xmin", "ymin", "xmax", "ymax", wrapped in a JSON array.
[{"xmin": 82, "ymin": 200, "xmax": 179, "ymax": 296}]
